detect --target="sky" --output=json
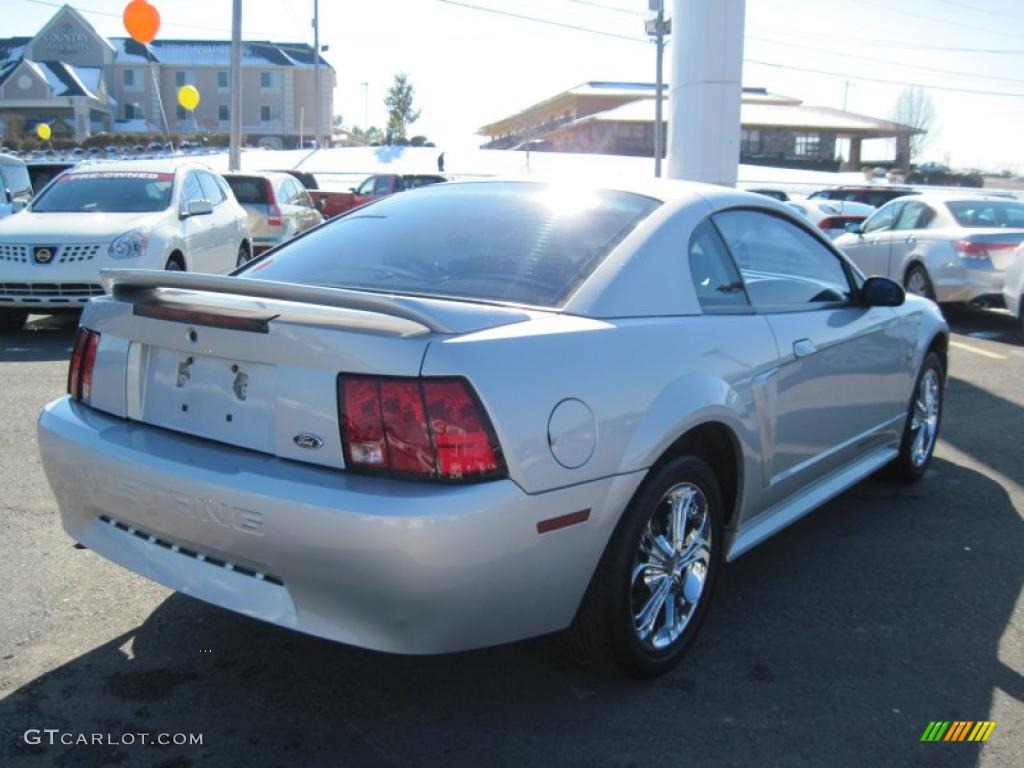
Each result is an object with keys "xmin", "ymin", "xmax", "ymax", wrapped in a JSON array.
[{"xmin": 6, "ymin": 0, "xmax": 1024, "ymax": 172}]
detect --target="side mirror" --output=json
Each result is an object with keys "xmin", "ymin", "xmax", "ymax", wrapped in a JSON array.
[
  {"xmin": 184, "ymin": 199, "xmax": 213, "ymax": 217},
  {"xmin": 845, "ymin": 222, "xmax": 864, "ymax": 235},
  {"xmin": 316, "ymin": 197, "xmax": 326, "ymax": 211},
  {"xmin": 861, "ymin": 276, "xmax": 905, "ymax": 307}
]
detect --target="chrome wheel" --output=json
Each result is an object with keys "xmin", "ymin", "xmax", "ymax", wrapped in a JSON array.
[
  {"xmin": 910, "ymin": 368, "xmax": 940, "ymax": 467},
  {"xmin": 630, "ymin": 482, "xmax": 712, "ymax": 651}
]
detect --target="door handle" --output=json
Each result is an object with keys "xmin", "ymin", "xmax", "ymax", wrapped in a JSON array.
[
  {"xmin": 793, "ymin": 338, "xmax": 817, "ymax": 358},
  {"xmin": 905, "ymin": 235, "xmax": 916, "ymax": 244}
]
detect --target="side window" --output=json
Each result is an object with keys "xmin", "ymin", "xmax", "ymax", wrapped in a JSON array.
[
  {"xmin": 688, "ymin": 219, "xmax": 749, "ymax": 311},
  {"xmin": 197, "ymin": 173, "xmax": 225, "ymax": 205},
  {"xmin": 713, "ymin": 209, "xmax": 852, "ymax": 309},
  {"xmin": 372, "ymin": 176, "xmax": 392, "ymax": 195},
  {"xmin": 180, "ymin": 173, "xmax": 204, "ymax": 207},
  {"xmin": 355, "ymin": 177, "xmax": 375, "ymax": 195},
  {"xmin": 894, "ymin": 201, "xmax": 935, "ymax": 230},
  {"xmin": 862, "ymin": 201, "xmax": 903, "ymax": 234}
]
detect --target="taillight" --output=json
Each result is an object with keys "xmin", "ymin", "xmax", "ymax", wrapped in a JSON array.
[
  {"xmin": 819, "ymin": 216, "xmax": 859, "ymax": 231},
  {"xmin": 954, "ymin": 240, "xmax": 1017, "ymax": 261},
  {"xmin": 68, "ymin": 327, "xmax": 100, "ymax": 403},
  {"xmin": 265, "ymin": 178, "xmax": 282, "ymax": 226},
  {"xmin": 338, "ymin": 375, "xmax": 505, "ymax": 481}
]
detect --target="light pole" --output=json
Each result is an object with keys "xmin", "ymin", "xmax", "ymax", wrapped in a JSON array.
[
  {"xmin": 361, "ymin": 81, "xmax": 369, "ymax": 131},
  {"xmin": 229, "ymin": 0, "xmax": 242, "ymax": 170},
  {"xmin": 313, "ymin": 0, "xmax": 322, "ymax": 148},
  {"xmin": 646, "ymin": 2, "xmax": 670, "ymax": 178}
]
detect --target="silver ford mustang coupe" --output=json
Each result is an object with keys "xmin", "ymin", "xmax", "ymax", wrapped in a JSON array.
[{"xmin": 37, "ymin": 179, "xmax": 948, "ymax": 677}]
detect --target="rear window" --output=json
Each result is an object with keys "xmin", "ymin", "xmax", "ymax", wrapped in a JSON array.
[
  {"xmin": 225, "ymin": 176, "xmax": 269, "ymax": 204},
  {"xmin": 240, "ymin": 182, "xmax": 661, "ymax": 307},
  {"xmin": 31, "ymin": 171, "xmax": 174, "ymax": 213},
  {"xmin": 946, "ymin": 200, "xmax": 1024, "ymax": 228}
]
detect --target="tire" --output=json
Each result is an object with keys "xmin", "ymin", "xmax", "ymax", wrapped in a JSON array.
[
  {"xmin": 561, "ymin": 455, "xmax": 724, "ymax": 678},
  {"xmin": 904, "ymin": 264, "xmax": 935, "ymax": 301},
  {"xmin": 883, "ymin": 351, "xmax": 944, "ymax": 483},
  {"xmin": 0, "ymin": 308, "xmax": 28, "ymax": 332},
  {"xmin": 236, "ymin": 242, "xmax": 251, "ymax": 267},
  {"xmin": 164, "ymin": 255, "xmax": 184, "ymax": 271}
]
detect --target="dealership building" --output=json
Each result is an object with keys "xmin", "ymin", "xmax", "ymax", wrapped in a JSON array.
[
  {"xmin": 0, "ymin": 4, "xmax": 334, "ymax": 147},
  {"xmin": 480, "ymin": 82, "xmax": 919, "ymax": 171}
]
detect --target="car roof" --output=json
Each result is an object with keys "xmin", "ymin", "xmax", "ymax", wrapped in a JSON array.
[
  {"xmin": 889, "ymin": 191, "xmax": 1020, "ymax": 205},
  {"xmin": 63, "ymin": 159, "xmax": 212, "ymax": 175}
]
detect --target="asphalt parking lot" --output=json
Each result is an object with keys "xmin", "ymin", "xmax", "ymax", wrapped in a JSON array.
[{"xmin": 0, "ymin": 307, "xmax": 1021, "ymax": 768}]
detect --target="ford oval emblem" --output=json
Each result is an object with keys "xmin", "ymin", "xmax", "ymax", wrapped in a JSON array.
[{"xmin": 293, "ymin": 433, "xmax": 323, "ymax": 450}]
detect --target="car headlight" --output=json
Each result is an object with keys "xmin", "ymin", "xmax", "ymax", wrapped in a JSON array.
[{"xmin": 108, "ymin": 227, "xmax": 150, "ymax": 259}]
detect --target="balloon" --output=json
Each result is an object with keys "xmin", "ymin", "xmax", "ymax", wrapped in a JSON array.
[
  {"xmin": 123, "ymin": 0, "xmax": 160, "ymax": 45},
  {"xmin": 177, "ymin": 84, "xmax": 200, "ymax": 111},
  {"xmin": 36, "ymin": 123, "xmax": 51, "ymax": 141}
]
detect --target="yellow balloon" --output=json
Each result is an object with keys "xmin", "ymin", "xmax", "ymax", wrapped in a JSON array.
[
  {"xmin": 177, "ymin": 84, "xmax": 200, "ymax": 111},
  {"xmin": 36, "ymin": 123, "xmax": 51, "ymax": 141}
]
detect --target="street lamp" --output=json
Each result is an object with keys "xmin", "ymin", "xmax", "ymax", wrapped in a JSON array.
[{"xmin": 647, "ymin": 1, "xmax": 671, "ymax": 178}]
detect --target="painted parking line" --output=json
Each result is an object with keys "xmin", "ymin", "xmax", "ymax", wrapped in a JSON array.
[{"xmin": 950, "ymin": 340, "xmax": 1007, "ymax": 360}]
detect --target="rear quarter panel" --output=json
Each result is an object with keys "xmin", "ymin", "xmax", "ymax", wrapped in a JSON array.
[{"xmin": 421, "ymin": 314, "xmax": 780, "ymax": 525}]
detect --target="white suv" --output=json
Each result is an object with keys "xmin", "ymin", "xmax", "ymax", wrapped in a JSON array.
[{"xmin": 0, "ymin": 160, "xmax": 250, "ymax": 331}]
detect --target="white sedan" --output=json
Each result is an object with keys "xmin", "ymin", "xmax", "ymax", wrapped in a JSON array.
[
  {"xmin": 786, "ymin": 198, "xmax": 876, "ymax": 240},
  {"xmin": 834, "ymin": 193, "xmax": 1024, "ymax": 303},
  {"xmin": 0, "ymin": 160, "xmax": 250, "ymax": 331}
]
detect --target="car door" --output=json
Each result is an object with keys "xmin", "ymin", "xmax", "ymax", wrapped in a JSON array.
[
  {"xmin": 196, "ymin": 171, "xmax": 237, "ymax": 272},
  {"xmin": 838, "ymin": 199, "xmax": 905, "ymax": 279},
  {"xmin": 290, "ymin": 178, "xmax": 322, "ymax": 232},
  {"xmin": 888, "ymin": 200, "xmax": 937, "ymax": 281},
  {"xmin": 178, "ymin": 171, "xmax": 215, "ymax": 271},
  {"xmin": 713, "ymin": 208, "xmax": 909, "ymax": 500}
]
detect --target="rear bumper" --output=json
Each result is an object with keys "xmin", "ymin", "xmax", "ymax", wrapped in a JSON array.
[
  {"xmin": 932, "ymin": 261, "xmax": 1005, "ymax": 304},
  {"xmin": 37, "ymin": 397, "xmax": 645, "ymax": 654}
]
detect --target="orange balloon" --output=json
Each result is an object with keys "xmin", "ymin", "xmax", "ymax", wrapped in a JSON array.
[{"xmin": 123, "ymin": 0, "xmax": 160, "ymax": 45}]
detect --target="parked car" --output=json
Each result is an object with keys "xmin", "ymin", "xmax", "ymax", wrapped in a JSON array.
[
  {"xmin": 834, "ymin": 193, "xmax": 1024, "ymax": 304},
  {"xmin": 36, "ymin": 179, "xmax": 948, "ymax": 677},
  {"xmin": 1002, "ymin": 244, "xmax": 1024, "ymax": 335},
  {"xmin": 26, "ymin": 161, "xmax": 77, "ymax": 195},
  {"xmin": 309, "ymin": 173, "xmax": 447, "ymax": 218},
  {"xmin": 746, "ymin": 187, "xmax": 789, "ymax": 202},
  {"xmin": 787, "ymin": 199, "xmax": 876, "ymax": 240},
  {"xmin": 808, "ymin": 186, "xmax": 919, "ymax": 208},
  {"xmin": 0, "ymin": 160, "xmax": 250, "ymax": 331},
  {"xmin": 0, "ymin": 152, "xmax": 33, "ymax": 218},
  {"xmin": 222, "ymin": 171, "xmax": 323, "ymax": 256},
  {"xmin": 906, "ymin": 162, "xmax": 984, "ymax": 188}
]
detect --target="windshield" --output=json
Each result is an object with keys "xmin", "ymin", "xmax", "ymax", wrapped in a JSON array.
[
  {"xmin": 946, "ymin": 200, "xmax": 1024, "ymax": 228},
  {"xmin": 239, "ymin": 182, "xmax": 661, "ymax": 307},
  {"xmin": 31, "ymin": 171, "xmax": 175, "ymax": 213}
]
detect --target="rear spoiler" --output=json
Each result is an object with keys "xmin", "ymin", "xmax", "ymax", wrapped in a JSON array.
[{"xmin": 100, "ymin": 269, "xmax": 454, "ymax": 334}]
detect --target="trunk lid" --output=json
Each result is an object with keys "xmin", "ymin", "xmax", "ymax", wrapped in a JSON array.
[{"xmin": 85, "ymin": 270, "xmax": 539, "ymax": 470}]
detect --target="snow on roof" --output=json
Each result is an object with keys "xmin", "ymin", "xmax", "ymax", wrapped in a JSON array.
[
  {"xmin": 564, "ymin": 98, "xmax": 914, "ymax": 136},
  {"xmin": 107, "ymin": 38, "xmax": 331, "ymax": 69}
]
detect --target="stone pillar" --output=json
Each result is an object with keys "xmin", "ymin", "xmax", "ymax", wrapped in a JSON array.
[{"xmin": 667, "ymin": 0, "xmax": 746, "ymax": 186}]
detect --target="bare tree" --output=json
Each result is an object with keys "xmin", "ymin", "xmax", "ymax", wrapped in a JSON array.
[{"xmin": 891, "ymin": 86, "xmax": 938, "ymax": 165}]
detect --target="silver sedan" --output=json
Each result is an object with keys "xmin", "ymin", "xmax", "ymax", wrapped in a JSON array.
[
  {"xmin": 37, "ymin": 179, "xmax": 948, "ymax": 678},
  {"xmin": 834, "ymin": 192, "xmax": 1024, "ymax": 304}
]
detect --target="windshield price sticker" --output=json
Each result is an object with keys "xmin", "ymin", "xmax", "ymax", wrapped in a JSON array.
[{"xmin": 61, "ymin": 172, "xmax": 174, "ymax": 182}]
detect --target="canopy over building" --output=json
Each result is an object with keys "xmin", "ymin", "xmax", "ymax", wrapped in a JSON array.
[{"xmin": 479, "ymin": 82, "xmax": 920, "ymax": 171}]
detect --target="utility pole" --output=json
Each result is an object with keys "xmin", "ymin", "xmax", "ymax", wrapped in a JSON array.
[
  {"xmin": 229, "ymin": 0, "xmax": 242, "ymax": 170},
  {"xmin": 313, "ymin": 0, "xmax": 322, "ymax": 149},
  {"xmin": 647, "ymin": 2, "xmax": 670, "ymax": 177},
  {"xmin": 843, "ymin": 80, "xmax": 850, "ymax": 111}
]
